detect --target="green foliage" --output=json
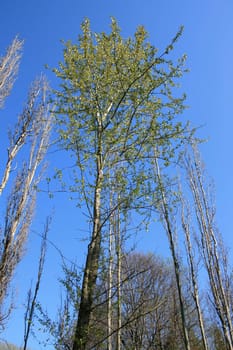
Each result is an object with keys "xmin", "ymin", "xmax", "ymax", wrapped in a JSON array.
[
  {"xmin": 53, "ymin": 18, "xmax": 193, "ymax": 348},
  {"xmin": 53, "ymin": 17, "xmax": 190, "ymax": 214},
  {"xmin": 35, "ymin": 262, "xmax": 81, "ymax": 350}
]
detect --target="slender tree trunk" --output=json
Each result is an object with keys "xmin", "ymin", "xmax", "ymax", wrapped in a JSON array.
[
  {"xmin": 23, "ymin": 218, "xmax": 50, "ymax": 350},
  {"xmin": 181, "ymin": 201, "xmax": 209, "ymax": 350},
  {"xmin": 185, "ymin": 147, "xmax": 233, "ymax": 350},
  {"xmin": 154, "ymin": 156, "xmax": 191, "ymax": 350},
  {"xmin": 115, "ymin": 197, "xmax": 122, "ymax": 350},
  {"xmin": 107, "ymin": 190, "xmax": 113, "ymax": 350},
  {"xmin": 72, "ymin": 129, "xmax": 103, "ymax": 350}
]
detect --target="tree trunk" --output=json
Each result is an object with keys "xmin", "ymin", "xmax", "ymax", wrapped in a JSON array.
[
  {"xmin": 185, "ymin": 147, "xmax": 233, "ymax": 350},
  {"xmin": 154, "ymin": 156, "xmax": 191, "ymax": 350},
  {"xmin": 181, "ymin": 205, "xmax": 209, "ymax": 350},
  {"xmin": 115, "ymin": 198, "xmax": 122, "ymax": 350},
  {"xmin": 72, "ymin": 136, "xmax": 103, "ymax": 350},
  {"xmin": 107, "ymin": 190, "xmax": 113, "ymax": 350}
]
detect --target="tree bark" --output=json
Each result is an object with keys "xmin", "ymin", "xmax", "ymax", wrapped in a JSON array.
[
  {"xmin": 185, "ymin": 147, "xmax": 233, "ymax": 350},
  {"xmin": 154, "ymin": 156, "xmax": 191, "ymax": 350},
  {"xmin": 72, "ymin": 127, "xmax": 103, "ymax": 350},
  {"xmin": 181, "ymin": 200, "xmax": 209, "ymax": 350},
  {"xmin": 115, "ymin": 198, "xmax": 122, "ymax": 350},
  {"xmin": 107, "ymin": 188, "xmax": 113, "ymax": 350}
]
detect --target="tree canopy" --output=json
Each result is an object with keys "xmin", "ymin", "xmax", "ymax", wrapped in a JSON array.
[{"xmin": 53, "ymin": 18, "xmax": 191, "ymax": 349}]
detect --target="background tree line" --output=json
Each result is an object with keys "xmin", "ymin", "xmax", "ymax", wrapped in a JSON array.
[{"xmin": 0, "ymin": 18, "xmax": 232, "ymax": 350}]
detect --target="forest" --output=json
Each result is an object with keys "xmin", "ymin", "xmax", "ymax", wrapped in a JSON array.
[{"xmin": 0, "ymin": 18, "xmax": 232, "ymax": 350}]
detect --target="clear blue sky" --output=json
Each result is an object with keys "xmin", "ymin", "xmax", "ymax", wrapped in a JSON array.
[{"xmin": 1, "ymin": 0, "xmax": 233, "ymax": 348}]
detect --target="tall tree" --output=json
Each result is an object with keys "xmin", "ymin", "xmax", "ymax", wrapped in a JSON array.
[
  {"xmin": 0, "ymin": 38, "xmax": 52, "ymax": 326},
  {"xmin": 23, "ymin": 217, "xmax": 50, "ymax": 350},
  {"xmin": 153, "ymin": 155, "xmax": 191, "ymax": 350},
  {"xmin": 184, "ymin": 146, "xmax": 233, "ymax": 350},
  {"xmin": 53, "ymin": 18, "xmax": 189, "ymax": 349},
  {"xmin": 181, "ymin": 191, "xmax": 209, "ymax": 350}
]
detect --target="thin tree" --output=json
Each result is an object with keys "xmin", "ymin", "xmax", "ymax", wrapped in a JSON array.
[
  {"xmin": 153, "ymin": 154, "xmax": 191, "ymax": 350},
  {"xmin": 0, "ymin": 37, "xmax": 23, "ymax": 108},
  {"xmin": 107, "ymin": 181, "xmax": 114, "ymax": 350},
  {"xmin": 115, "ymin": 196, "xmax": 122, "ymax": 350},
  {"xmin": 23, "ymin": 217, "xmax": 50, "ymax": 350},
  {"xmin": 184, "ymin": 146, "xmax": 233, "ymax": 350},
  {"xmin": 181, "ymin": 193, "xmax": 209, "ymax": 350},
  {"xmin": 0, "ymin": 38, "xmax": 52, "ymax": 326},
  {"xmin": 53, "ymin": 18, "xmax": 190, "ymax": 349}
]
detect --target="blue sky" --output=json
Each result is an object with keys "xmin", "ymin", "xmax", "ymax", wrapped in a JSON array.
[{"xmin": 1, "ymin": 0, "xmax": 233, "ymax": 348}]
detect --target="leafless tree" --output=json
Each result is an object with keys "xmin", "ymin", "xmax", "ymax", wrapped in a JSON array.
[
  {"xmin": 90, "ymin": 252, "xmax": 198, "ymax": 350},
  {"xmin": 23, "ymin": 216, "xmax": 51, "ymax": 350},
  {"xmin": 153, "ymin": 154, "xmax": 191, "ymax": 350},
  {"xmin": 120, "ymin": 253, "xmax": 175, "ymax": 350},
  {"xmin": 181, "ymin": 193, "xmax": 209, "ymax": 350},
  {"xmin": 0, "ymin": 38, "xmax": 52, "ymax": 327},
  {"xmin": 0, "ymin": 37, "xmax": 23, "ymax": 108},
  {"xmin": 184, "ymin": 145, "xmax": 233, "ymax": 350}
]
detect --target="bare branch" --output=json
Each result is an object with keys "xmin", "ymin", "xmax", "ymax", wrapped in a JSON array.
[
  {"xmin": 23, "ymin": 216, "xmax": 51, "ymax": 350},
  {"xmin": 0, "ymin": 76, "xmax": 51, "ymax": 195},
  {"xmin": 0, "ymin": 76, "xmax": 52, "ymax": 325},
  {"xmin": 153, "ymin": 151, "xmax": 191, "ymax": 350},
  {"xmin": 0, "ymin": 37, "xmax": 23, "ymax": 108},
  {"xmin": 184, "ymin": 144, "xmax": 233, "ymax": 349}
]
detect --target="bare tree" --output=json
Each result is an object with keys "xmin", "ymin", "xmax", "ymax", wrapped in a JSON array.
[
  {"xmin": 0, "ymin": 37, "xmax": 23, "ymax": 108},
  {"xmin": 184, "ymin": 146, "xmax": 233, "ymax": 350},
  {"xmin": 23, "ymin": 216, "xmax": 51, "ymax": 350},
  {"xmin": 153, "ymin": 155, "xmax": 191, "ymax": 350},
  {"xmin": 181, "ymin": 194, "xmax": 209, "ymax": 350},
  {"xmin": 0, "ymin": 38, "xmax": 52, "ymax": 326},
  {"xmin": 120, "ymin": 253, "xmax": 174, "ymax": 349}
]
